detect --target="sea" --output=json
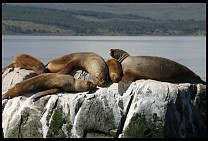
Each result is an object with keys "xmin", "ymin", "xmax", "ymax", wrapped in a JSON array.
[{"xmin": 2, "ymin": 36, "xmax": 206, "ymax": 81}]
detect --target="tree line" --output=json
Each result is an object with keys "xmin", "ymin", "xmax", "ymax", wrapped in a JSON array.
[{"xmin": 2, "ymin": 4, "xmax": 206, "ymax": 36}]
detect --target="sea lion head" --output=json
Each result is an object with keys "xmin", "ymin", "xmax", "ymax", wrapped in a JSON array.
[
  {"xmin": 32, "ymin": 64, "xmax": 49, "ymax": 75},
  {"xmin": 89, "ymin": 60, "xmax": 109, "ymax": 87},
  {"xmin": 110, "ymin": 72, "xmax": 122, "ymax": 83},
  {"xmin": 74, "ymin": 79, "xmax": 97, "ymax": 92},
  {"xmin": 106, "ymin": 58, "xmax": 123, "ymax": 83},
  {"xmin": 93, "ymin": 72, "xmax": 108, "ymax": 87},
  {"xmin": 109, "ymin": 49, "xmax": 130, "ymax": 62}
]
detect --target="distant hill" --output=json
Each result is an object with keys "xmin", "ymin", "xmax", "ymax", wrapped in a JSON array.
[{"xmin": 2, "ymin": 3, "xmax": 206, "ymax": 36}]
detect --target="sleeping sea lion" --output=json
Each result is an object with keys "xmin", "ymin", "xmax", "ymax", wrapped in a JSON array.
[
  {"xmin": 109, "ymin": 49, "xmax": 206, "ymax": 94},
  {"xmin": 46, "ymin": 52, "xmax": 109, "ymax": 87},
  {"xmin": 2, "ymin": 73, "xmax": 97, "ymax": 100},
  {"xmin": 2, "ymin": 54, "xmax": 47, "ymax": 75},
  {"xmin": 106, "ymin": 58, "xmax": 123, "ymax": 83}
]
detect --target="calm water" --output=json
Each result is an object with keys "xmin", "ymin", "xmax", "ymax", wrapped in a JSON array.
[{"xmin": 2, "ymin": 36, "xmax": 206, "ymax": 81}]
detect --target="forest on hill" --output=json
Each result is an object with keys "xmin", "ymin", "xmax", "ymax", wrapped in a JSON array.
[{"xmin": 2, "ymin": 3, "xmax": 206, "ymax": 36}]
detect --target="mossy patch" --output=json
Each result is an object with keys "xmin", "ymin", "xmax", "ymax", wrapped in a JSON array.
[
  {"xmin": 46, "ymin": 105, "xmax": 66, "ymax": 138},
  {"xmin": 64, "ymin": 113, "xmax": 73, "ymax": 137},
  {"xmin": 123, "ymin": 113, "xmax": 164, "ymax": 138}
]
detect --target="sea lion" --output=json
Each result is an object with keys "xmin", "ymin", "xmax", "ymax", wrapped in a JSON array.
[
  {"xmin": 109, "ymin": 49, "xmax": 206, "ymax": 94},
  {"xmin": 46, "ymin": 52, "xmax": 109, "ymax": 87},
  {"xmin": 2, "ymin": 73, "xmax": 97, "ymax": 100},
  {"xmin": 106, "ymin": 58, "xmax": 123, "ymax": 83},
  {"xmin": 2, "ymin": 54, "xmax": 47, "ymax": 75}
]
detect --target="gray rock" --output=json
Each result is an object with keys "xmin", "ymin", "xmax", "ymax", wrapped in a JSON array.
[
  {"xmin": 2, "ymin": 69, "xmax": 206, "ymax": 138},
  {"xmin": 119, "ymin": 81, "xmax": 206, "ymax": 138},
  {"xmin": 2, "ymin": 68, "xmax": 37, "ymax": 93}
]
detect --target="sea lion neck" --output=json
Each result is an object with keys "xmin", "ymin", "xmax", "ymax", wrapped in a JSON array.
[{"xmin": 117, "ymin": 53, "xmax": 130, "ymax": 63}]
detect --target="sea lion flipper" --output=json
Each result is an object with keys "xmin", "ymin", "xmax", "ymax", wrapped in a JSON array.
[
  {"xmin": 118, "ymin": 81, "xmax": 132, "ymax": 95},
  {"xmin": 118, "ymin": 72, "xmax": 135, "ymax": 95},
  {"xmin": 2, "ymin": 93, "xmax": 10, "ymax": 100},
  {"xmin": 32, "ymin": 88, "xmax": 62, "ymax": 101}
]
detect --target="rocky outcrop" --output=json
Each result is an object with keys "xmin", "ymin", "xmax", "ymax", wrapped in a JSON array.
[{"xmin": 2, "ymin": 68, "xmax": 206, "ymax": 138}]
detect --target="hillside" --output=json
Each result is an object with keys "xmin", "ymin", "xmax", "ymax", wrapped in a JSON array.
[{"xmin": 2, "ymin": 3, "xmax": 206, "ymax": 36}]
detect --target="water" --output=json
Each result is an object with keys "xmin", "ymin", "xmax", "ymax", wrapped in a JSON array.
[{"xmin": 2, "ymin": 35, "xmax": 206, "ymax": 81}]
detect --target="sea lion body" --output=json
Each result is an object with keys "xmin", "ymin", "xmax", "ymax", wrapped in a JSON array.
[
  {"xmin": 46, "ymin": 52, "xmax": 109, "ymax": 87},
  {"xmin": 106, "ymin": 58, "xmax": 123, "ymax": 83},
  {"xmin": 2, "ymin": 54, "xmax": 47, "ymax": 75},
  {"xmin": 2, "ymin": 73, "xmax": 97, "ymax": 100},
  {"xmin": 121, "ymin": 56, "xmax": 204, "ymax": 83},
  {"xmin": 109, "ymin": 49, "xmax": 206, "ymax": 94}
]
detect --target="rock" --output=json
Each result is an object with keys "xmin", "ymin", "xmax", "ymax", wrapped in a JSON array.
[
  {"xmin": 2, "ymin": 69, "xmax": 206, "ymax": 138},
  {"xmin": 2, "ymin": 68, "xmax": 37, "ymax": 93},
  {"xmin": 119, "ymin": 81, "xmax": 206, "ymax": 138}
]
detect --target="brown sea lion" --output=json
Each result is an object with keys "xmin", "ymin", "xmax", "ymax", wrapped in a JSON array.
[
  {"xmin": 2, "ymin": 54, "xmax": 47, "ymax": 75},
  {"xmin": 109, "ymin": 49, "xmax": 206, "ymax": 94},
  {"xmin": 2, "ymin": 73, "xmax": 97, "ymax": 100},
  {"xmin": 106, "ymin": 58, "xmax": 123, "ymax": 83},
  {"xmin": 46, "ymin": 52, "xmax": 109, "ymax": 87}
]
